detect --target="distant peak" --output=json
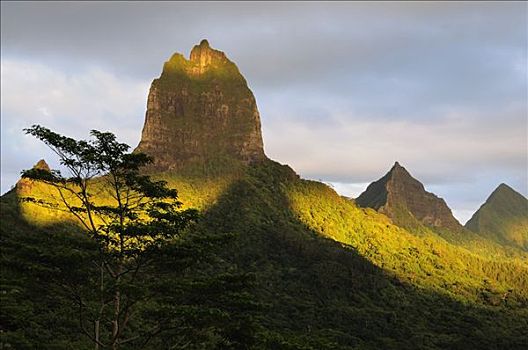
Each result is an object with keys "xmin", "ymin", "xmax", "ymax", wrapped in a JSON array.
[
  {"xmin": 392, "ymin": 161, "xmax": 404, "ymax": 170},
  {"xmin": 497, "ymin": 183, "xmax": 512, "ymax": 191},
  {"xmin": 489, "ymin": 183, "xmax": 525, "ymax": 201},
  {"xmin": 465, "ymin": 181, "xmax": 528, "ymax": 247},
  {"xmin": 356, "ymin": 161, "xmax": 462, "ymax": 230},
  {"xmin": 388, "ymin": 161, "xmax": 411, "ymax": 178},
  {"xmin": 33, "ymin": 159, "xmax": 50, "ymax": 172},
  {"xmin": 199, "ymin": 39, "xmax": 210, "ymax": 47}
]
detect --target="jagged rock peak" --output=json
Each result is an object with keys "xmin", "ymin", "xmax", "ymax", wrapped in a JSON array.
[
  {"xmin": 356, "ymin": 162, "xmax": 462, "ymax": 231},
  {"xmin": 160, "ymin": 39, "xmax": 234, "ymax": 78},
  {"xmin": 33, "ymin": 159, "xmax": 50, "ymax": 172},
  {"xmin": 189, "ymin": 39, "xmax": 230, "ymax": 74},
  {"xmin": 16, "ymin": 159, "xmax": 50, "ymax": 193},
  {"xmin": 388, "ymin": 161, "xmax": 414, "ymax": 179},
  {"xmin": 136, "ymin": 40, "xmax": 266, "ymax": 173},
  {"xmin": 190, "ymin": 39, "xmax": 224, "ymax": 62}
]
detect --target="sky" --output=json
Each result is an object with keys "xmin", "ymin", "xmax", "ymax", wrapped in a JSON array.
[{"xmin": 1, "ymin": 1, "xmax": 527, "ymax": 224}]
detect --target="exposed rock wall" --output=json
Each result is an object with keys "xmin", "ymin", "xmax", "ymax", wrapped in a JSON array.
[
  {"xmin": 356, "ymin": 162, "xmax": 462, "ymax": 231},
  {"xmin": 136, "ymin": 40, "xmax": 266, "ymax": 172}
]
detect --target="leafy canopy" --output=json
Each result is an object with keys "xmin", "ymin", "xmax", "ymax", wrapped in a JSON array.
[
  {"xmin": 22, "ymin": 125, "xmax": 198, "ymax": 256},
  {"xmin": 21, "ymin": 125, "xmax": 199, "ymax": 349}
]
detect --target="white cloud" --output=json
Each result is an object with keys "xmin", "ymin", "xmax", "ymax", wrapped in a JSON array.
[
  {"xmin": 1, "ymin": 59, "xmax": 150, "ymax": 193},
  {"xmin": 326, "ymin": 182, "xmax": 370, "ymax": 199},
  {"xmin": 263, "ymin": 109, "xmax": 527, "ymax": 185}
]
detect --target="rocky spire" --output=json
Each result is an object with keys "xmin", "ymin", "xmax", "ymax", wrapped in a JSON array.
[
  {"xmin": 16, "ymin": 159, "xmax": 51, "ymax": 193},
  {"xmin": 33, "ymin": 159, "xmax": 50, "ymax": 172},
  {"xmin": 356, "ymin": 162, "xmax": 462, "ymax": 231},
  {"xmin": 136, "ymin": 40, "xmax": 266, "ymax": 172}
]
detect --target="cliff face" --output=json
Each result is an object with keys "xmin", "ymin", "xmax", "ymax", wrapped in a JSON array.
[
  {"xmin": 356, "ymin": 162, "xmax": 462, "ymax": 231},
  {"xmin": 136, "ymin": 40, "xmax": 266, "ymax": 172},
  {"xmin": 465, "ymin": 183, "xmax": 528, "ymax": 249}
]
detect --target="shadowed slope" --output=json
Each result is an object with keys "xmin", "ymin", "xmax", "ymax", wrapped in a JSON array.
[{"xmin": 168, "ymin": 160, "xmax": 528, "ymax": 348}]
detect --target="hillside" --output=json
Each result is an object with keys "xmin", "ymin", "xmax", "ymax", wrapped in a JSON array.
[
  {"xmin": 466, "ymin": 184, "xmax": 528, "ymax": 250},
  {"xmin": 4, "ymin": 158, "xmax": 528, "ymax": 349},
  {"xmin": 354, "ymin": 162, "xmax": 522, "ymax": 258}
]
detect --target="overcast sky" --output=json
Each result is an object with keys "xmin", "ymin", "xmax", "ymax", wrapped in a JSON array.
[{"xmin": 1, "ymin": 1, "xmax": 527, "ymax": 223}]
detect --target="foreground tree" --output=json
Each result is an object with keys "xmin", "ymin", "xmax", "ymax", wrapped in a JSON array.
[{"xmin": 21, "ymin": 125, "xmax": 198, "ymax": 349}]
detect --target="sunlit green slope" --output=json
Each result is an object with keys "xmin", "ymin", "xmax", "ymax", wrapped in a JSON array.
[
  {"xmin": 3, "ymin": 159, "xmax": 528, "ymax": 349},
  {"xmin": 466, "ymin": 183, "xmax": 528, "ymax": 250},
  {"xmin": 354, "ymin": 162, "xmax": 524, "ymax": 259}
]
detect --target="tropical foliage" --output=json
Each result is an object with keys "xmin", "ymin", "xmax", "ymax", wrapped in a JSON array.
[{"xmin": 1, "ymin": 135, "xmax": 527, "ymax": 349}]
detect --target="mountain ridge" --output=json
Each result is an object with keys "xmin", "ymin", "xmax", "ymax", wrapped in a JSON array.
[{"xmin": 356, "ymin": 161, "xmax": 463, "ymax": 231}]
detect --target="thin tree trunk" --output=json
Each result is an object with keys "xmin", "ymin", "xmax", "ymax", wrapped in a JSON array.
[
  {"xmin": 112, "ymin": 289, "xmax": 120, "ymax": 349},
  {"xmin": 112, "ymin": 264, "xmax": 122, "ymax": 350},
  {"xmin": 94, "ymin": 320, "xmax": 100, "ymax": 350},
  {"xmin": 95, "ymin": 261, "xmax": 105, "ymax": 350}
]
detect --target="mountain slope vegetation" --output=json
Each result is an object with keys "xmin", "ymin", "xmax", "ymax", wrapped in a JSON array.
[
  {"xmin": 466, "ymin": 183, "xmax": 528, "ymax": 250},
  {"xmin": 2, "ymin": 159, "xmax": 528, "ymax": 349}
]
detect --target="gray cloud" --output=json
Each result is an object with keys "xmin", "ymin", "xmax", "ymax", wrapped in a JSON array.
[{"xmin": 1, "ymin": 1, "xmax": 526, "ymax": 221}]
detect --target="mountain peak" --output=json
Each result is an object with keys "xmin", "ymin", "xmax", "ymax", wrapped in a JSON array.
[
  {"xmin": 15, "ymin": 159, "xmax": 51, "ymax": 194},
  {"xmin": 388, "ymin": 161, "xmax": 413, "ymax": 179},
  {"xmin": 466, "ymin": 183, "xmax": 528, "ymax": 249},
  {"xmin": 486, "ymin": 183, "xmax": 526, "ymax": 206},
  {"xmin": 33, "ymin": 159, "xmax": 50, "ymax": 172},
  {"xmin": 136, "ymin": 42, "xmax": 266, "ymax": 173},
  {"xmin": 356, "ymin": 163, "xmax": 462, "ymax": 231},
  {"xmin": 189, "ymin": 39, "xmax": 228, "ymax": 71},
  {"xmin": 494, "ymin": 183, "xmax": 515, "ymax": 194}
]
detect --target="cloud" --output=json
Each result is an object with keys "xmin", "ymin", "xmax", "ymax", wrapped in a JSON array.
[
  {"xmin": 1, "ymin": 59, "xmax": 149, "ymax": 192},
  {"xmin": 263, "ymin": 107, "xmax": 526, "ymax": 182}
]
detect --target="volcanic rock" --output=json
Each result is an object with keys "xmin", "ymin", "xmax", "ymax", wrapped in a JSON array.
[
  {"xmin": 136, "ymin": 39, "xmax": 266, "ymax": 172},
  {"xmin": 356, "ymin": 162, "xmax": 462, "ymax": 231}
]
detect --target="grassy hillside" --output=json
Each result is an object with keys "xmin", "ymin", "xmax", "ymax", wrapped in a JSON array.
[{"xmin": 2, "ymin": 160, "xmax": 528, "ymax": 349}]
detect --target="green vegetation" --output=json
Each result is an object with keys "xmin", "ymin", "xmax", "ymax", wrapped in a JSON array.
[
  {"xmin": 1, "ymin": 188, "xmax": 257, "ymax": 349},
  {"xmin": 4, "ymin": 40, "xmax": 526, "ymax": 349},
  {"xmin": 2, "ymin": 153, "xmax": 527, "ymax": 348},
  {"xmin": 466, "ymin": 183, "xmax": 528, "ymax": 250},
  {"xmin": 3, "ymin": 127, "xmax": 256, "ymax": 349},
  {"xmin": 286, "ymin": 178, "xmax": 527, "ymax": 304}
]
